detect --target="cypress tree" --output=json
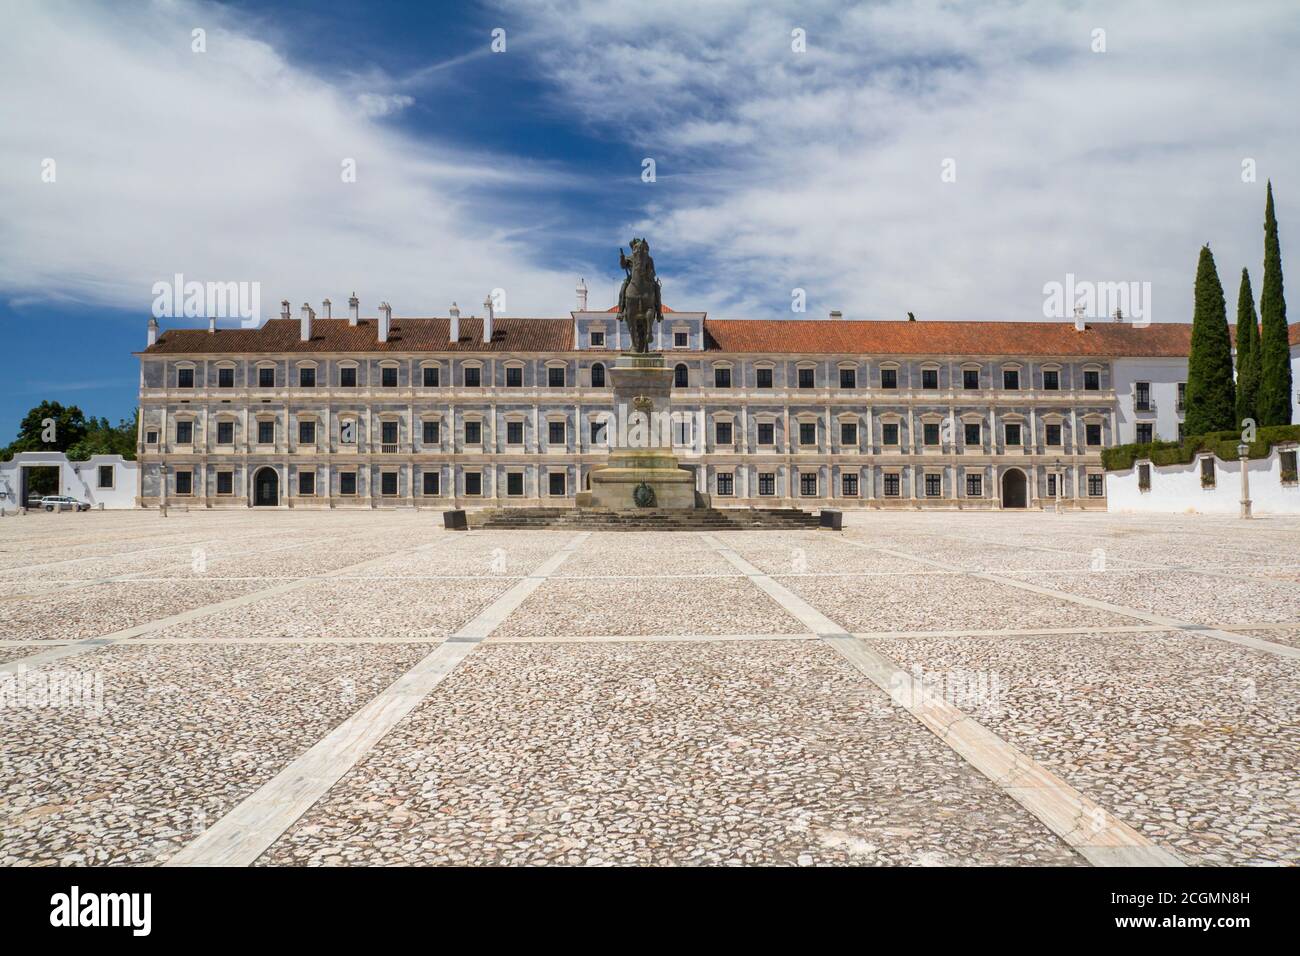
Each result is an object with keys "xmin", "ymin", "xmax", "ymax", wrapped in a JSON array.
[
  {"xmin": 1234, "ymin": 267, "xmax": 1261, "ymax": 427},
  {"xmin": 1183, "ymin": 244, "xmax": 1236, "ymax": 437},
  {"xmin": 1256, "ymin": 180, "xmax": 1292, "ymax": 424}
]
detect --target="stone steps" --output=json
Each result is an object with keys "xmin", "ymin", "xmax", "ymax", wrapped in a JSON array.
[{"xmin": 471, "ymin": 507, "xmax": 822, "ymax": 531}]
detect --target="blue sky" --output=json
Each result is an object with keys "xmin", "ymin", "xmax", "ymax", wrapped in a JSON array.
[{"xmin": 1, "ymin": 0, "xmax": 1297, "ymax": 440}]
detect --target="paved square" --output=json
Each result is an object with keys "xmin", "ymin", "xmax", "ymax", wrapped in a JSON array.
[{"xmin": 1, "ymin": 509, "xmax": 1296, "ymax": 866}]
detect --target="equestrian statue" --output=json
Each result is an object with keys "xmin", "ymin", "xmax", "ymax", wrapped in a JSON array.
[{"xmin": 617, "ymin": 238, "xmax": 663, "ymax": 353}]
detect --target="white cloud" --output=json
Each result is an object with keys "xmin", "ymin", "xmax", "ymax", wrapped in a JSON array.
[
  {"xmin": 0, "ymin": 0, "xmax": 584, "ymax": 324},
  {"xmin": 507, "ymin": 0, "xmax": 1300, "ymax": 323}
]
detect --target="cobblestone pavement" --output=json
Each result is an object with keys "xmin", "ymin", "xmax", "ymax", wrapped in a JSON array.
[{"xmin": 0, "ymin": 509, "xmax": 1296, "ymax": 866}]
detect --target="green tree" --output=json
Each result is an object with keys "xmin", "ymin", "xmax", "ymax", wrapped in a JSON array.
[
  {"xmin": 1234, "ymin": 268, "xmax": 1261, "ymax": 427},
  {"xmin": 3, "ymin": 401, "xmax": 88, "ymax": 456},
  {"xmin": 1183, "ymin": 245, "xmax": 1236, "ymax": 436},
  {"xmin": 1256, "ymin": 180, "xmax": 1292, "ymax": 425},
  {"xmin": 67, "ymin": 410, "xmax": 138, "ymax": 460}
]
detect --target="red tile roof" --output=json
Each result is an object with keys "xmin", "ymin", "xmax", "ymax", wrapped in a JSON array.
[{"xmin": 137, "ymin": 315, "xmax": 1300, "ymax": 358}]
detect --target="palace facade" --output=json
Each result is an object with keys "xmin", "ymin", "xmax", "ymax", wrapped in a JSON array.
[{"xmin": 135, "ymin": 292, "xmax": 1206, "ymax": 510}]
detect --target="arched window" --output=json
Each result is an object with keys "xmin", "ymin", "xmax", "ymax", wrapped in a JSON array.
[
  {"xmin": 674, "ymin": 363, "xmax": 688, "ymax": 388},
  {"xmin": 591, "ymin": 362, "xmax": 606, "ymax": 388}
]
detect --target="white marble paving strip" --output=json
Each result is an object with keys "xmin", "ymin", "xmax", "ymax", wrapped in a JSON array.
[
  {"xmin": 165, "ymin": 532, "xmax": 589, "ymax": 867},
  {"xmin": 699, "ymin": 533, "xmax": 1186, "ymax": 868},
  {"xmin": 856, "ymin": 542, "xmax": 1300, "ymax": 660}
]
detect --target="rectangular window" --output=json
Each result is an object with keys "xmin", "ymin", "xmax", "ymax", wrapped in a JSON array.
[
  {"xmin": 1085, "ymin": 423, "xmax": 1102, "ymax": 446},
  {"xmin": 1043, "ymin": 369, "xmax": 1059, "ymax": 391},
  {"xmin": 508, "ymin": 421, "xmax": 524, "ymax": 445},
  {"xmin": 1177, "ymin": 381, "xmax": 1186, "ymax": 410},
  {"xmin": 1138, "ymin": 463, "xmax": 1151, "ymax": 491},
  {"xmin": 758, "ymin": 472, "xmax": 776, "ymax": 496},
  {"xmin": 146, "ymin": 430, "xmax": 158, "ymax": 444},
  {"xmin": 1004, "ymin": 423, "xmax": 1022, "ymax": 446},
  {"xmin": 464, "ymin": 366, "xmax": 481, "ymax": 388},
  {"xmin": 716, "ymin": 472, "xmax": 734, "ymax": 496},
  {"xmin": 298, "ymin": 420, "xmax": 315, "ymax": 444},
  {"xmin": 216, "ymin": 471, "xmax": 233, "ymax": 495},
  {"xmin": 1136, "ymin": 423, "xmax": 1153, "ymax": 444},
  {"xmin": 217, "ymin": 421, "xmax": 234, "ymax": 445},
  {"xmin": 714, "ymin": 367, "xmax": 731, "ymax": 388},
  {"xmin": 880, "ymin": 367, "xmax": 897, "ymax": 389},
  {"xmin": 381, "ymin": 420, "xmax": 398, "ymax": 445},
  {"xmin": 299, "ymin": 366, "xmax": 315, "ymax": 387},
  {"xmin": 840, "ymin": 422, "xmax": 858, "ymax": 445},
  {"xmin": 673, "ymin": 331, "xmax": 688, "ymax": 348},
  {"xmin": 965, "ymin": 474, "xmax": 982, "ymax": 497},
  {"xmin": 1002, "ymin": 368, "xmax": 1020, "ymax": 390},
  {"xmin": 798, "ymin": 367, "xmax": 815, "ymax": 389},
  {"xmin": 506, "ymin": 472, "xmax": 524, "ymax": 496},
  {"xmin": 423, "ymin": 366, "xmax": 439, "ymax": 387},
  {"xmin": 381, "ymin": 472, "xmax": 398, "ymax": 496},
  {"xmin": 589, "ymin": 420, "xmax": 605, "ymax": 445},
  {"xmin": 381, "ymin": 366, "xmax": 397, "ymax": 388},
  {"xmin": 673, "ymin": 419, "xmax": 693, "ymax": 446},
  {"xmin": 800, "ymin": 473, "xmax": 818, "ymax": 497},
  {"xmin": 964, "ymin": 422, "xmax": 981, "ymax": 446},
  {"xmin": 921, "ymin": 368, "xmax": 938, "ymax": 390},
  {"xmin": 97, "ymin": 465, "xmax": 114, "ymax": 488},
  {"xmin": 340, "ymin": 366, "xmax": 357, "ymax": 387},
  {"xmin": 841, "ymin": 474, "xmax": 859, "ymax": 497},
  {"xmin": 756, "ymin": 367, "xmax": 773, "ymax": 389},
  {"xmin": 175, "ymin": 470, "xmax": 193, "ymax": 496},
  {"xmin": 590, "ymin": 330, "xmax": 605, "ymax": 347},
  {"xmin": 548, "ymin": 366, "xmax": 565, "ymax": 388},
  {"xmin": 882, "ymin": 422, "xmax": 899, "ymax": 445},
  {"xmin": 1200, "ymin": 458, "xmax": 1215, "ymax": 487},
  {"xmin": 506, "ymin": 366, "xmax": 522, "ymax": 388},
  {"xmin": 299, "ymin": 471, "xmax": 315, "ymax": 496},
  {"xmin": 1136, "ymin": 381, "xmax": 1151, "ymax": 411},
  {"xmin": 839, "ymin": 367, "xmax": 856, "ymax": 389},
  {"xmin": 257, "ymin": 420, "xmax": 274, "ymax": 445},
  {"xmin": 757, "ymin": 422, "xmax": 775, "ymax": 445},
  {"xmin": 218, "ymin": 367, "xmax": 234, "ymax": 388},
  {"xmin": 548, "ymin": 420, "xmax": 566, "ymax": 445},
  {"xmin": 177, "ymin": 367, "xmax": 194, "ymax": 388},
  {"xmin": 465, "ymin": 421, "xmax": 482, "ymax": 445},
  {"xmin": 1045, "ymin": 423, "xmax": 1062, "ymax": 446},
  {"xmin": 176, "ymin": 420, "xmax": 193, "ymax": 444},
  {"xmin": 259, "ymin": 366, "xmax": 274, "ymax": 388},
  {"xmin": 883, "ymin": 473, "xmax": 900, "ymax": 497},
  {"xmin": 1084, "ymin": 369, "xmax": 1100, "ymax": 391},
  {"xmin": 799, "ymin": 422, "xmax": 817, "ymax": 446},
  {"xmin": 1280, "ymin": 450, "xmax": 1298, "ymax": 483},
  {"xmin": 715, "ymin": 421, "xmax": 733, "ymax": 445},
  {"xmin": 925, "ymin": 473, "xmax": 942, "ymax": 497},
  {"xmin": 423, "ymin": 471, "xmax": 440, "ymax": 496},
  {"xmin": 1047, "ymin": 474, "xmax": 1058, "ymax": 497},
  {"xmin": 340, "ymin": 472, "xmax": 357, "ymax": 496},
  {"xmin": 1088, "ymin": 473, "xmax": 1105, "ymax": 497},
  {"xmin": 923, "ymin": 422, "xmax": 941, "ymax": 446},
  {"xmin": 548, "ymin": 472, "xmax": 566, "ymax": 496},
  {"xmin": 963, "ymin": 368, "xmax": 980, "ymax": 390}
]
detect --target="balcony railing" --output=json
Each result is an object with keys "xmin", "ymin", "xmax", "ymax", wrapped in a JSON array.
[{"xmin": 380, "ymin": 444, "xmax": 399, "ymax": 454}]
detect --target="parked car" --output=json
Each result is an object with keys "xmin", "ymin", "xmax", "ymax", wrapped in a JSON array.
[
  {"xmin": 40, "ymin": 495, "xmax": 90, "ymax": 512},
  {"xmin": 26, "ymin": 493, "xmax": 46, "ymax": 508}
]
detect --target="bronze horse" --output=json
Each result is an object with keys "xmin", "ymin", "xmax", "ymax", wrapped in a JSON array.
[{"xmin": 617, "ymin": 238, "xmax": 663, "ymax": 353}]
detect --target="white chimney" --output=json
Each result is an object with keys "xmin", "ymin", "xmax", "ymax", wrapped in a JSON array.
[
  {"xmin": 280, "ymin": 299, "xmax": 290, "ymax": 320},
  {"xmin": 576, "ymin": 277, "xmax": 588, "ymax": 311},
  {"xmin": 483, "ymin": 294, "xmax": 494, "ymax": 344},
  {"xmin": 829, "ymin": 310, "xmax": 843, "ymax": 320},
  {"xmin": 208, "ymin": 315, "xmax": 216, "ymax": 334},
  {"xmin": 1073, "ymin": 305, "xmax": 1086, "ymax": 332},
  {"xmin": 378, "ymin": 301, "xmax": 391, "ymax": 342},
  {"xmin": 348, "ymin": 293, "xmax": 359, "ymax": 326},
  {"xmin": 147, "ymin": 316, "xmax": 159, "ymax": 347},
  {"xmin": 449, "ymin": 302, "xmax": 460, "ymax": 343},
  {"xmin": 300, "ymin": 302, "xmax": 313, "ymax": 342},
  {"xmin": 322, "ymin": 298, "xmax": 332, "ymax": 319}
]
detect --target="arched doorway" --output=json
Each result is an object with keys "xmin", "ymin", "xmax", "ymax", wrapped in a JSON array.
[
  {"xmin": 1000, "ymin": 468, "xmax": 1027, "ymax": 508},
  {"xmin": 253, "ymin": 467, "xmax": 279, "ymax": 507}
]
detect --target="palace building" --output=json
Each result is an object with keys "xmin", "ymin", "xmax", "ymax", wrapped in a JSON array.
[{"xmin": 135, "ymin": 287, "xmax": 1212, "ymax": 511}]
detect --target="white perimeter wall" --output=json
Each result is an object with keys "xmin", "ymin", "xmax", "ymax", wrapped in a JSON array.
[
  {"xmin": 1107, "ymin": 446, "xmax": 1300, "ymax": 514},
  {"xmin": 0, "ymin": 452, "xmax": 138, "ymax": 510}
]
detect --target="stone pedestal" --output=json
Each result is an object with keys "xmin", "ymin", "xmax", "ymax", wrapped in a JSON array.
[{"xmin": 588, "ymin": 353, "xmax": 697, "ymax": 510}]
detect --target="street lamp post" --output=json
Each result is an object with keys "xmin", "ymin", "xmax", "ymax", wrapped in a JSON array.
[
  {"xmin": 1054, "ymin": 457, "xmax": 1063, "ymax": 513},
  {"xmin": 1238, "ymin": 443, "xmax": 1252, "ymax": 519}
]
